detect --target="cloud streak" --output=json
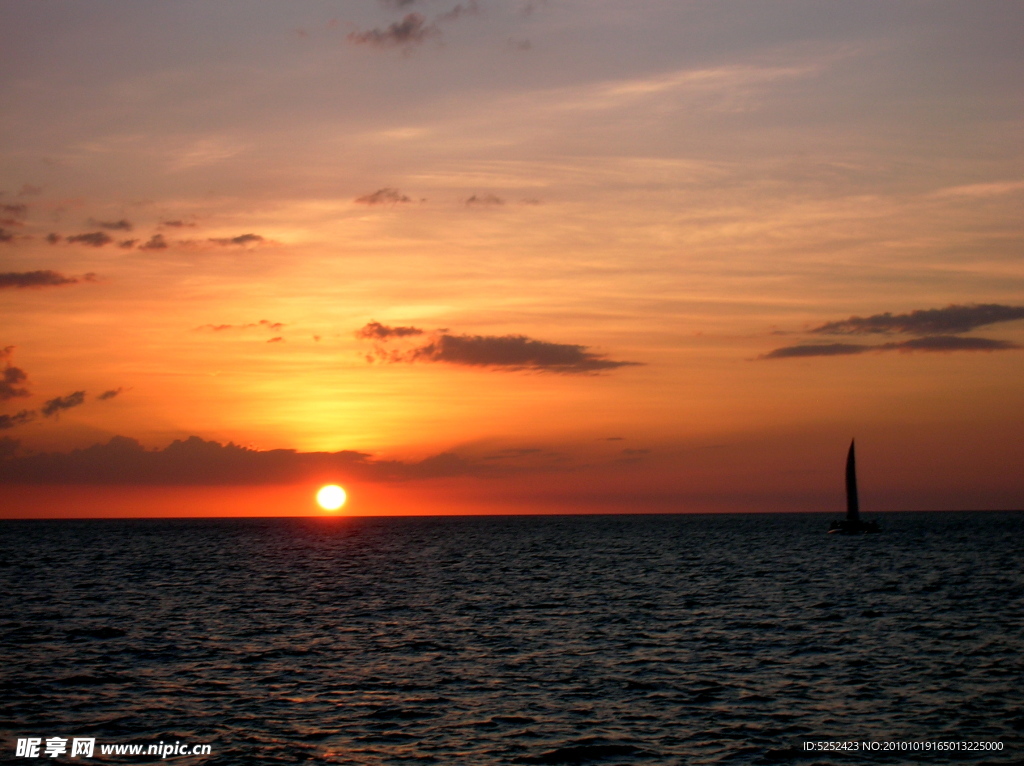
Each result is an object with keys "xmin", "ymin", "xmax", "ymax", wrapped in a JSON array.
[
  {"xmin": 355, "ymin": 188, "xmax": 412, "ymax": 205},
  {"xmin": 761, "ymin": 335, "xmax": 1019, "ymax": 359},
  {"xmin": 349, "ymin": 2, "xmax": 476, "ymax": 49},
  {"xmin": 40, "ymin": 391, "xmax": 86, "ymax": 418},
  {"xmin": 811, "ymin": 304, "xmax": 1024, "ymax": 335},
  {"xmin": 208, "ymin": 233, "xmax": 265, "ymax": 246},
  {"xmin": 1, "ymin": 347, "xmax": 30, "ymax": 401},
  {"xmin": 0, "ymin": 435, "xmax": 506, "ymax": 485},
  {"xmin": 66, "ymin": 232, "xmax": 113, "ymax": 247},
  {"xmin": 196, "ymin": 319, "xmax": 285, "ymax": 333},
  {"xmin": 465, "ymin": 193, "xmax": 504, "ymax": 206},
  {"xmin": 358, "ymin": 323, "xmax": 641, "ymax": 373},
  {"xmin": 0, "ymin": 270, "xmax": 82, "ymax": 289},
  {"xmin": 0, "ymin": 410, "xmax": 35, "ymax": 430},
  {"xmin": 356, "ymin": 321, "xmax": 423, "ymax": 339},
  {"xmin": 91, "ymin": 218, "xmax": 133, "ymax": 231},
  {"xmin": 348, "ymin": 13, "xmax": 438, "ymax": 48}
]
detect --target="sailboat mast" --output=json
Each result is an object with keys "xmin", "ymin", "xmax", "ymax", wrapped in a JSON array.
[{"xmin": 845, "ymin": 439, "xmax": 860, "ymax": 521}]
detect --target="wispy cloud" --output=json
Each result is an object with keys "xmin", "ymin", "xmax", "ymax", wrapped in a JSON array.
[
  {"xmin": 892, "ymin": 336, "xmax": 1019, "ymax": 353},
  {"xmin": 358, "ymin": 323, "xmax": 641, "ymax": 373},
  {"xmin": 66, "ymin": 231, "xmax": 113, "ymax": 247},
  {"xmin": 196, "ymin": 319, "xmax": 285, "ymax": 333},
  {"xmin": 931, "ymin": 179, "xmax": 1024, "ymax": 198},
  {"xmin": 140, "ymin": 234, "xmax": 169, "ymax": 250},
  {"xmin": 349, "ymin": 2, "xmax": 476, "ymax": 49},
  {"xmin": 91, "ymin": 218, "xmax": 133, "ymax": 231},
  {"xmin": 811, "ymin": 304, "xmax": 1024, "ymax": 335},
  {"xmin": 208, "ymin": 233, "xmax": 265, "ymax": 246},
  {"xmin": 356, "ymin": 321, "xmax": 423, "ymax": 339},
  {"xmin": 761, "ymin": 343, "xmax": 869, "ymax": 359},
  {"xmin": 761, "ymin": 336, "xmax": 1019, "ymax": 359},
  {"xmin": 355, "ymin": 187, "xmax": 412, "ymax": 205},
  {"xmin": 0, "ymin": 270, "xmax": 81, "ymax": 289},
  {"xmin": 0, "ymin": 410, "xmax": 34, "ymax": 430},
  {"xmin": 348, "ymin": 13, "xmax": 438, "ymax": 48},
  {"xmin": 97, "ymin": 388, "xmax": 124, "ymax": 401},
  {"xmin": 0, "ymin": 434, "xmax": 507, "ymax": 484},
  {"xmin": 465, "ymin": 193, "xmax": 504, "ymax": 206},
  {"xmin": 1, "ymin": 347, "xmax": 30, "ymax": 400},
  {"xmin": 40, "ymin": 391, "xmax": 86, "ymax": 418}
]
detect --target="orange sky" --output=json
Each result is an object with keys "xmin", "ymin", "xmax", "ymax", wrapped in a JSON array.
[{"xmin": 2, "ymin": 1, "xmax": 1022, "ymax": 517}]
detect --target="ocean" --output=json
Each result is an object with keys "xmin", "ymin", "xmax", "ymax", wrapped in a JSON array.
[{"xmin": 2, "ymin": 512, "xmax": 1021, "ymax": 765}]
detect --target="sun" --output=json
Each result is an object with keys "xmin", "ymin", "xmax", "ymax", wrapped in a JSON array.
[{"xmin": 316, "ymin": 484, "xmax": 347, "ymax": 512}]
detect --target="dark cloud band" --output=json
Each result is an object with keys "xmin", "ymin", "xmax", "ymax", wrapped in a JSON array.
[
  {"xmin": 0, "ymin": 435, "xmax": 498, "ymax": 484},
  {"xmin": 40, "ymin": 391, "xmax": 86, "ymax": 417},
  {"xmin": 762, "ymin": 335, "xmax": 1019, "ymax": 359},
  {"xmin": 0, "ymin": 270, "xmax": 79, "ymax": 289},
  {"xmin": 812, "ymin": 303, "xmax": 1024, "ymax": 335},
  {"xmin": 358, "ymin": 322, "xmax": 640, "ymax": 373}
]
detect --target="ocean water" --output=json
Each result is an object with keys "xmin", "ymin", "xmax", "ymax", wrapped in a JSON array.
[{"xmin": 1, "ymin": 512, "xmax": 1021, "ymax": 765}]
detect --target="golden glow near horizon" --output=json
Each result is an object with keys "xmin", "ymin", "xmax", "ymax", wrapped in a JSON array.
[
  {"xmin": 316, "ymin": 485, "xmax": 347, "ymax": 512},
  {"xmin": 1, "ymin": 3, "xmax": 1022, "ymax": 516}
]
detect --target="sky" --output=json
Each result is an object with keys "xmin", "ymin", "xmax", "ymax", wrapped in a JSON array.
[{"xmin": 1, "ymin": 0, "xmax": 1022, "ymax": 517}]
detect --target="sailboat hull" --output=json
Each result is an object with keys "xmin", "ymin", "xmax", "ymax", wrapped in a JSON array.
[{"xmin": 828, "ymin": 518, "xmax": 881, "ymax": 534}]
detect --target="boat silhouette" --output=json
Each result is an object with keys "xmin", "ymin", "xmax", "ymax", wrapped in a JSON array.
[{"xmin": 828, "ymin": 439, "xmax": 880, "ymax": 534}]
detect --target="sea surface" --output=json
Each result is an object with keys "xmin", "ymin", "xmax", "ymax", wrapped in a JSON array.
[{"xmin": 2, "ymin": 512, "xmax": 1021, "ymax": 765}]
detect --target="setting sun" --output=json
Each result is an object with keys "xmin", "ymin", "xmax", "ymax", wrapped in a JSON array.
[{"xmin": 316, "ymin": 485, "xmax": 347, "ymax": 512}]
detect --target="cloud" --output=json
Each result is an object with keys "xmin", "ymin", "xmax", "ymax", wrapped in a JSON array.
[
  {"xmin": 359, "ymin": 323, "xmax": 641, "ymax": 373},
  {"xmin": 267, "ymin": 336, "xmax": 284, "ymax": 343},
  {"xmin": 761, "ymin": 343, "xmax": 871, "ymax": 359},
  {"xmin": 0, "ymin": 228, "xmax": 15, "ymax": 243},
  {"xmin": 348, "ymin": 13, "xmax": 438, "ymax": 47},
  {"xmin": 761, "ymin": 336, "xmax": 1020, "ymax": 359},
  {"xmin": 66, "ymin": 231, "xmax": 113, "ymax": 247},
  {"xmin": 811, "ymin": 304, "xmax": 1024, "ymax": 336},
  {"xmin": 381, "ymin": 0, "xmax": 420, "ymax": 7},
  {"xmin": 2, "ymin": 204, "xmax": 28, "ymax": 217},
  {"xmin": 0, "ymin": 434, "xmax": 504, "ymax": 485},
  {"xmin": 411, "ymin": 333, "xmax": 639, "ymax": 372},
  {"xmin": 0, "ymin": 436, "xmax": 18, "ymax": 458},
  {"xmin": 356, "ymin": 321, "xmax": 424, "ymax": 339},
  {"xmin": 1, "ymin": 347, "xmax": 30, "ymax": 401},
  {"xmin": 139, "ymin": 234, "xmax": 168, "ymax": 250},
  {"xmin": 45, "ymin": 233, "xmax": 61, "ymax": 244},
  {"xmin": 1, "ymin": 367, "xmax": 30, "ymax": 400},
  {"xmin": 932, "ymin": 180, "xmax": 1024, "ymax": 198},
  {"xmin": 465, "ymin": 193, "xmax": 504, "ymax": 206},
  {"xmin": 196, "ymin": 319, "xmax": 285, "ymax": 333},
  {"xmin": 40, "ymin": 391, "xmax": 86, "ymax": 418},
  {"xmin": 97, "ymin": 388, "xmax": 123, "ymax": 401},
  {"xmin": 0, "ymin": 410, "xmax": 34, "ymax": 430},
  {"xmin": 161, "ymin": 220, "xmax": 194, "ymax": 228},
  {"xmin": 355, "ymin": 187, "xmax": 412, "ymax": 205},
  {"xmin": 0, "ymin": 270, "xmax": 79, "ymax": 289},
  {"xmin": 891, "ymin": 336, "xmax": 1019, "ymax": 353},
  {"xmin": 208, "ymin": 233, "xmax": 265, "ymax": 246},
  {"xmin": 91, "ymin": 218, "xmax": 133, "ymax": 231},
  {"xmin": 436, "ymin": 1, "xmax": 478, "ymax": 24},
  {"xmin": 18, "ymin": 184, "xmax": 42, "ymax": 196}
]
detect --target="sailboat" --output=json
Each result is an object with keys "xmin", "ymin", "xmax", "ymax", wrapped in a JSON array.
[{"xmin": 828, "ymin": 439, "xmax": 881, "ymax": 534}]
